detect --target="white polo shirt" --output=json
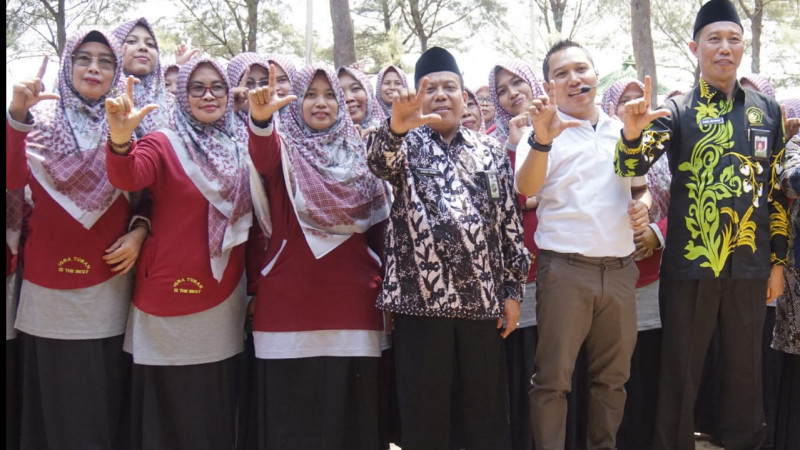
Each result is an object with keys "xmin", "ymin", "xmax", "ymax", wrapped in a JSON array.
[{"xmin": 515, "ymin": 108, "xmax": 640, "ymax": 257}]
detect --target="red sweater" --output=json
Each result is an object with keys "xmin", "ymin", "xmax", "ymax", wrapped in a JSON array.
[
  {"xmin": 635, "ymin": 216, "xmax": 668, "ymax": 288},
  {"xmin": 106, "ymin": 132, "xmax": 245, "ymax": 316},
  {"xmin": 507, "ymin": 149, "xmax": 539, "ymax": 283},
  {"xmin": 248, "ymin": 127, "xmax": 383, "ymax": 333},
  {"xmin": 6, "ymin": 120, "xmax": 131, "ymax": 288}
]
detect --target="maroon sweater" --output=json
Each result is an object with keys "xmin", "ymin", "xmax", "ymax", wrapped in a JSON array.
[
  {"xmin": 248, "ymin": 127, "xmax": 383, "ymax": 333},
  {"xmin": 106, "ymin": 131, "xmax": 245, "ymax": 316},
  {"xmin": 7, "ymin": 120, "xmax": 130, "ymax": 288}
]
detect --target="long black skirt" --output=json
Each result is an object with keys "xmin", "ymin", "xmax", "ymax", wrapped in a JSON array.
[
  {"xmin": 7, "ymin": 338, "xmax": 20, "ymax": 450},
  {"xmin": 130, "ymin": 356, "xmax": 238, "ymax": 450},
  {"xmin": 19, "ymin": 332, "xmax": 131, "ymax": 450},
  {"xmin": 251, "ymin": 356, "xmax": 380, "ymax": 450},
  {"xmin": 616, "ymin": 328, "xmax": 662, "ymax": 450},
  {"xmin": 775, "ymin": 353, "xmax": 800, "ymax": 450}
]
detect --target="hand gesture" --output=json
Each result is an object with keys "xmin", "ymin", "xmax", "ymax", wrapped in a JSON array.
[
  {"xmin": 105, "ymin": 75, "xmax": 159, "ymax": 147},
  {"xmin": 102, "ymin": 226, "xmax": 147, "ymax": 275},
  {"xmin": 249, "ymin": 64, "xmax": 297, "ymax": 124},
  {"xmin": 621, "ymin": 75, "xmax": 671, "ymax": 141},
  {"xmin": 782, "ymin": 104, "xmax": 800, "ymax": 140},
  {"xmin": 232, "ymin": 67, "xmax": 251, "ymax": 113},
  {"xmin": 388, "ymin": 77, "xmax": 442, "ymax": 135},
  {"xmin": 175, "ymin": 43, "xmax": 201, "ymax": 65},
  {"xmin": 356, "ymin": 124, "xmax": 378, "ymax": 140},
  {"xmin": 528, "ymin": 80, "xmax": 581, "ymax": 145},
  {"xmin": 508, "ymin": 112, "xmax": 531, "ymax": 147},
  {"xmin": 9, "ymin": 56, "xmax": 61, "ymax": 123}
]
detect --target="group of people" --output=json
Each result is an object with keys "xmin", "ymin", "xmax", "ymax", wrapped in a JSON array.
[{"xmin": 5, "ymin": 0, "xmax": 800, "ymax": 449}]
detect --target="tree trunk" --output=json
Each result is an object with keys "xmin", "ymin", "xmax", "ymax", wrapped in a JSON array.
[
  {"xmin": 330, "ymin": 0, "xmax": 357, "ymax": 67},
  {"xmin": 630, "ymin": 0, "xmax": 658, "ymax": 104},
  {"xmin": 247, "ymin": 0, "xmax": 258, "ymax": 52},
  {"xmin": 750, "ymin": 0, "xmax": 762, "ymax": 73}
]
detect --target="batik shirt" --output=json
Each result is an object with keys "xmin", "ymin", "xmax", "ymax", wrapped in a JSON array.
[
  {"xmin": 615, "ymin": 79, "xmax": 789, "ymax": 280},
  {"xmin": 367, "ymin": 122, "xmax": 529, "ymax": 320}
]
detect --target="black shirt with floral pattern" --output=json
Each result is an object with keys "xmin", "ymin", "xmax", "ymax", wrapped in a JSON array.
[
  {"xmin": 366, "ymin": 122, "xmax": 529, "ymax": 320},
  {"xmin": 615, "ymin": 79, "xmax": 789, "ymax": 280}
]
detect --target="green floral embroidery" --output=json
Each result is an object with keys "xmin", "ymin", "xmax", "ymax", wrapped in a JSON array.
[{"xmin": 682, "ymin": 79, "xmax": 761, "ymax": 276}]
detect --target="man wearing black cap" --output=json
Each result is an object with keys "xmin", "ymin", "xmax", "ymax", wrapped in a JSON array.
[
  {"xmin": 615, "ymin": 0, "xmax": 789, "ymax": 448},
  {"xmin": 366, "ymin": 46, "xmax": 529, "ymax": 449}
]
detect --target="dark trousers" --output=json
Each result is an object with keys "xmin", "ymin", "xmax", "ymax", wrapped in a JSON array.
[
  {"xmin": 530, "ymin": 251, "xmax": 638, "ymax": 450},
  {"xmin": 653, "ymin": 278, "xmax": 767, "ymax": 450},
  {"xmin": 393, "ymin": 313, "xmax": 512, "ymax": 450}
]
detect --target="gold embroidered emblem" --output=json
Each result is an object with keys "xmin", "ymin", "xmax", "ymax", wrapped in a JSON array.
[
  {"xmin": 57, "ymin": 257, "xmax": 91, "ymax": 274},
  {"xmin": 747, "ymin": 107, "xmax": 764, "ymax": 126},
  {"xmin": 172, "ymin": 277, "xmax": 204, "ymax": 294}
]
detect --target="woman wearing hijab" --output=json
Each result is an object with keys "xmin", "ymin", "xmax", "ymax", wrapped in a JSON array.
[
  {"xmin": 775, "ymin": 101, "xmax": 800, "ymax": 450},
  {"xmin": 601, "ymin": 77, "xmax": 669, "ymax": 449},
  {"xmin": 462, "ymin": 88, "xmax": 486, "ymax": 133},
  {"xmin": 488, "ymin": 59, "xmax": 545, "ymax": 145},
  {"xmin": 6, "ymin": 28, "xmax": 146, "ymax": 449},
  {"xmin": 227, "ymin": 52, "xmax": 272, "ymax": 140},
  {"xmin": 246, "ymin": 64, "xmax": 391, "ymax": 449},
  {"xmin": 375, "ymin": 64, "xmax": 408, "ymax": 117},
  {"xmin": 105, "ymin": 58, "xmax": 252, "ymax": 449},
  {"xmin": 338, "ymin": 65, "xmax": 386, "ymax": 136},
  {"xmin": 475, "ymin": 85, "xmax": 496, "ymax": 133},
  {"xmin": 113, "ymin": 17, "xmax": 173, "ymax": 137}
]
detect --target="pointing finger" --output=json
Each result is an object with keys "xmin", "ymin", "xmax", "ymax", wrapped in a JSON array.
[
  {"xmin": 126, "ymin": 75, "xmax": 136, "ymax": 102},
  {"xmin": 239, "ymin": 67, "xmax": 250, "ymax": 89},
  {"xmin": 36, "ymin": 55, "xmax": 49, "ymax": 80},
  {"xmin": 547, "ymin": 80, "xmax": 557, "ymax": 107},
  {"xmin": 643, "ymin": 75, "xmax": 652, "ymax": 109},
  {"xmin": 268, "ymin": 64, "xmax": 277, "ymax": 90},
  {"xmin": 414, "ymin": 77, "xmax": 430, "ymax": 105}
]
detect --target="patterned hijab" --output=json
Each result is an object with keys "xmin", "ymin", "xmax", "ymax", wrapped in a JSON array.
[
  {"xmin": 169, "ymin": 58, "xmax": 253, "ymax": 281},
  {"xmin": 600, "ymin": 77, "xmax": 645, "ymax": 117},
  {"xmin": 488, "ymin": 59, "xmax": 544, "ymax": 143},
  {"xmin": 113, "ymin": 17, "xmax": 173, "ymax": 137},
  {"xmin": 25, "ymin": 28, "xmax": 124, "ymax": 229},
  {"xmin": 374, "ymin": 65, "xmax": 409, "ymax": 117},
  {"xmin": 279, "ymin": 64, "xmax": 391, "ymax": 258},
  {"xmin": 226, "ymin": 52, "xmax": 271, "ymax": 141},
  {"xmin": 740, "ymin": 73, "xmax": 776, "ymax": 98},
  {"xmin": 338, "ymin": 66, "xmax": 386, "ymax": 131}
]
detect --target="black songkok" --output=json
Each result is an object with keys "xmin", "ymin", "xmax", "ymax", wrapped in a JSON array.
[
  {"xmin": 414, "ymin": 46, "xmax": 462, "ymax": 88},
  {"xmin": 693, "ymin": 0, "xmax": 743, "ymax": 39}
]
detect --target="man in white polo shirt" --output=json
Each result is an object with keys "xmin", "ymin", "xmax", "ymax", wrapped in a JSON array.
[{"xmin": 515, "ymin": 40, "xmax": 650, "ymax": 450}]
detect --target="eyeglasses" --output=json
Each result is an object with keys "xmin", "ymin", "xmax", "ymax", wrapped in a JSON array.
[
  {"xmin": 187, "ymin": 83, "xmax": 228, "ymax": 98},
  {"xmin": 475, "ymin": 96, "xmax": 492, "ymax": 105},
  {"xmin": 72, "ymin": 53, "xmax": 116, "ymax": 71},
  {"xmin": 245, "ymin": 79, "xmax": 270, "ymax": 90}
]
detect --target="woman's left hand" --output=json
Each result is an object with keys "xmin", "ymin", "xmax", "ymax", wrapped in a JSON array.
[{"xmin": 102, "ymin": 226, "xmax": 148, "ymax": 275}]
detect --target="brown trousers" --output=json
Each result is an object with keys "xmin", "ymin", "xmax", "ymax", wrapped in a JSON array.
[{"xmin": 530, "ymin": 250, "xmax": 638, "ymax": 450}]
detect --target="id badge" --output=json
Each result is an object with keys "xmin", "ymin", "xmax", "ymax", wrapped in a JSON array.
[
  {"xmin": 483, "ymin": 170, "xmax": 501, "ymax": 201},
  {"xmin": 750, "ymin": 128, "xmax": 771, "ymax": 162},
  {"xmin": 415, "ymin": 167, "xmax": 443, "ymax": 177}
]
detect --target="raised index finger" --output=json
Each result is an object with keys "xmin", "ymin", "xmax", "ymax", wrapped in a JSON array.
[
  {"xmin": 546, "ymin": 80, "xmax": 557, "ymax": 107},
  {"xmin": 126, "ymin": 75, "xmax": 136, "ymax": 101},
  {"xmin": 239, "ymin": 67, "xmax": 251, "ymax": 88},
  {"xmin": 36, "ymin": 55, "xmax": 49, "ymax": 80},
  {"xmin": 414, "ymin": 77, "xmax": 430, "ymax": 105},
  {"xmin": 643, "ymin": 75, "xmax": 652, "ymax": 109}
]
